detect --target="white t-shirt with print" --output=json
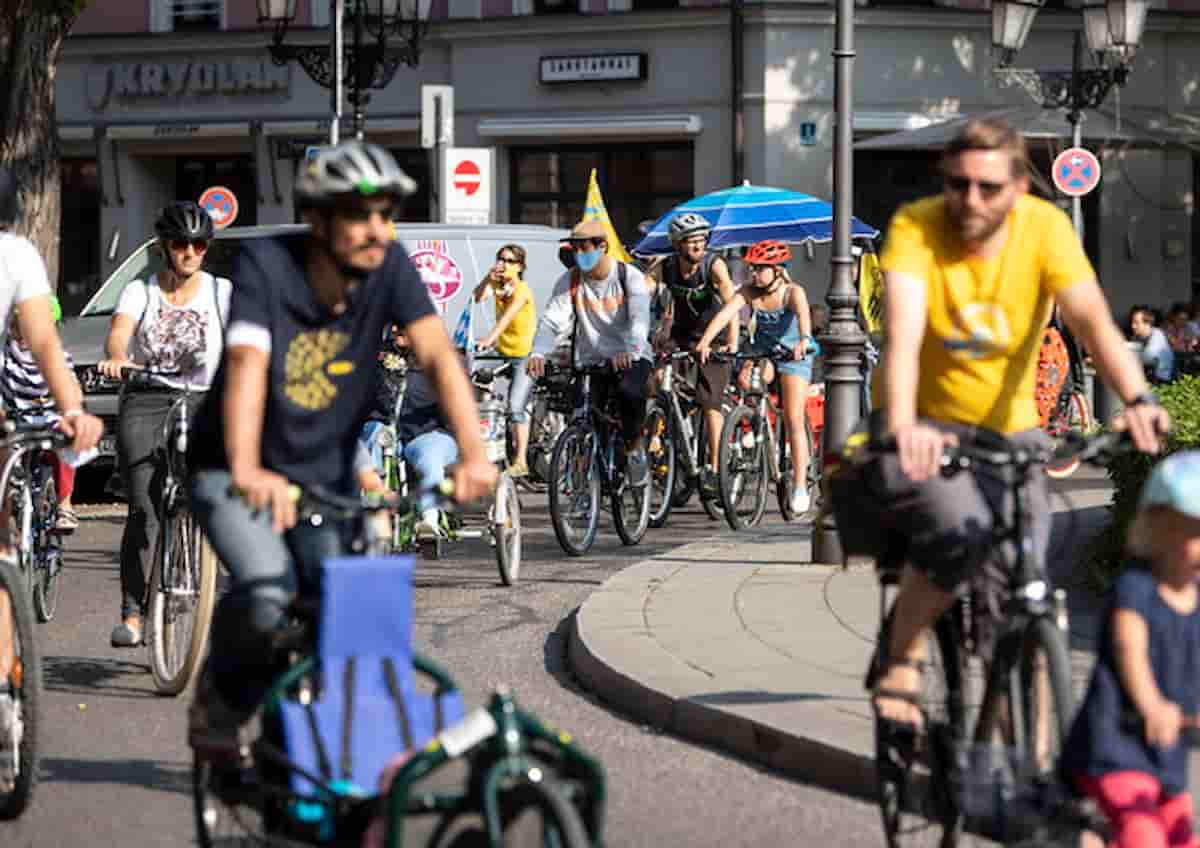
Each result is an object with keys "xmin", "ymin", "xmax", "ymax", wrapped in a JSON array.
[
  {"xmin": 0, "ymin": 233, "xmax": 53, "ymax": 347},
  {"xmin": 116, "ymin": 272, "xmax": 232, "ymax": 391}
]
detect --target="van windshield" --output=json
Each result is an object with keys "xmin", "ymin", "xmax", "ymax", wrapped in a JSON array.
[{"xmin": 80, "ymin": 237, "xmax": 245, "ymax": 317}]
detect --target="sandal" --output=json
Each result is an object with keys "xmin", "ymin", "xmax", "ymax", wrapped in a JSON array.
[{"xmin": 54, "ymin": 506, "xmax": 79, "ymax": 534}]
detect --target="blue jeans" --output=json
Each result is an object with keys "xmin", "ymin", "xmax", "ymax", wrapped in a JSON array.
[
  {"xmin": 502, "ymin": 355, "xmax": 533, "ymax": 424},
  {"xmin": 190, "ymin": 469, "xmax": 351, "ymax": 712},
  {"xmin": 403, "ymin": 430, "xmax": 459, "ymax": 511},
  {"xmin": 359, "ymin": 420, "xmax": 392, "ymax": 478}
]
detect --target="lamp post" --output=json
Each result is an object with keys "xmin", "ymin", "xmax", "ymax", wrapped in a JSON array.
[
  {"xmin": 991, "ymin": 0, "xmax": 1147, "ymax": 238},
  {"xmin": 812, "ymin": 0, "xmax": 864, "ymax": 564},
  {"xmin": 257, "ymin": 0, "xmax": 433, "ymax": 144}
]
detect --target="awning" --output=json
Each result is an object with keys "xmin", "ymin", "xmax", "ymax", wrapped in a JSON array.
[
  {"xmin": 262, "ymin": 117, "xmax": 418, "ymax": 136},
  {"xmin": 478, "ymin": 113, "xmax": 703, "ymax": 139},
  {"xmin": 852, "ymin": 111, "xmax": 963, "ymax": 133},
  {"xmin": 105, "ymin": 122, "xmax": 249, "ymax": 141}
]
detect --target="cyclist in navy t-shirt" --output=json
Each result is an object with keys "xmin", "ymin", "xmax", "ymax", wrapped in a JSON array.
[{"xmin": 186, "ymin": 142, "xmax": 497, "ymax": 758}]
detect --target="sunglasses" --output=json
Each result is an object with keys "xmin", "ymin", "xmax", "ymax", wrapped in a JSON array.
[
  {"xmin": 944, "ymin": 175, "xmax": 1008, "ymax": 199},
  {"xmin": 169, "ymin": 238, "xmax": 209, "ymax": 253},
  {"xmin": 496, "ymin": 256, "xmax": 521, "ymax": 265},
  {"xmin": 570, "ymin": 239, "xmax": 605, "ymax": 251}
]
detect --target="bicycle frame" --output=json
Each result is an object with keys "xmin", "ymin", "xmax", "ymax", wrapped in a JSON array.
[{"xmin": 569, "ymin": 372, "xmax": 623, "ymax": 494}]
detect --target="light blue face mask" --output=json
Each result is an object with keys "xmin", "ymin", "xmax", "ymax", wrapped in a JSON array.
[{"xmin": 575, "ymin": 248, "xmax": 603, "ymax": 273}]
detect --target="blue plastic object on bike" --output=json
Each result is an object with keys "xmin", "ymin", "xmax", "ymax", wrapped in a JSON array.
[
  {"xmin": 290, "ymin": 779, "xmax": 367, "ymax": 842},
  {"xmin": 277, "ymin": 555, "xmax": 465, "ymax": 799}
]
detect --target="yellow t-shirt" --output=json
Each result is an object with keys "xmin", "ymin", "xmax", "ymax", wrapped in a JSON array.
[
  {"xmin": 878, "ymin": 194, "xmax": 1095, "ymax": 433},
  {"xmin": 492, "ymin": 278, "xmax": 536, "ymax": 358}
]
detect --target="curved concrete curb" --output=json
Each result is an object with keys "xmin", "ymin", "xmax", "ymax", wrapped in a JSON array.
[{"xmin": 567, "ymin": 537, "xmax": 877, "ymax": 800}]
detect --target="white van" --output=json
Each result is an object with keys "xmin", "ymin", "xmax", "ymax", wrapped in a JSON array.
[{"xmin": 60, "ymin": 222, "xmax": 570, "ymax": 460}]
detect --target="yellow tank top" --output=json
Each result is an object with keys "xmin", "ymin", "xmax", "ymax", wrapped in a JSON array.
[{"xmin": 493, "ymin": 279, "xmax": 536, "ymax": 358}]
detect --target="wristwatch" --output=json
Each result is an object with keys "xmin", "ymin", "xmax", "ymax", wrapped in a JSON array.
[{"xmin": 1125, "ymin": 391, "xmax": 1159, "ymax": 408}]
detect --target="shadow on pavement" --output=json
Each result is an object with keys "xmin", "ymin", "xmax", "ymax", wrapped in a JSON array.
[
  {"xmin": 39, "ymin": 756, "xmax": 191, "ymax": 794},
  {"xmin": 44, "ymin": 655, "xmax": 155, "ymax": 698},
  {"xmin": 689, "ymin": 690, "xmax": 843, "ymax": 706}
]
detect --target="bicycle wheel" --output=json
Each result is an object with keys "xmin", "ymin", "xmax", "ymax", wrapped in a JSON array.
[
  {"xmin": 719, "ymin": 405, "xmax": 768, "ymax": 531},
  {"xmin": 548, "ymin": 425, "xmax": 599, "ymax": 557},
  {"xmin": 875, "ymin": 615, "xmax": 965, "ymax": 848},
  {"xmin": 445, "ymin": 777, "xmax": 591, "ymax": 848},
  {"xmin": 0, "ymin": 559, "xmax": 40, "ymax": 819},
  {"xmin": 32, "ymin": 473, "xmax": 61, "ymax": 623},
  {"xmin": 147, "ymin": 509, "xmax": 219, "ymax": 696},
  {"xmin": 697, "ymin": 412, "xmax": 724, "ymax": 523},
  {"xmin": 493, "ymin": 473, "xmax": 522, "ymax": 586},
  {"xmin": 646, "ymin": 398, "xmax": 675, "ymax": 529},
  {"xmin": 1045, "ymin": 391, "xmax": 1092, "ymax": 479}
]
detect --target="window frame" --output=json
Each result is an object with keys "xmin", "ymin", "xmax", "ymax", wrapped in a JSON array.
[{"xmin": 151, "ymin": 0, "xmax": 226, "ymax": 33}]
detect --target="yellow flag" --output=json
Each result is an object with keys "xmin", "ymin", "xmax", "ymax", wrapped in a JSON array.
[
  {"xmin": 582, "ymin": 169, "xmax": 633, "ymax": 264},
  {"xmin": 858, "ymin": 248, "xmax": 884, "ymax": 336}
]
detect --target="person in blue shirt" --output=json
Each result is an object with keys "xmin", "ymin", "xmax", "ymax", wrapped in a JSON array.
[
  {"xmin": 1060, "ymin": 450, "xmax": 1200, "ymax": 848},
  {"xmin": 1131, "ymin": 306, "xmax": 1176, "ymax": 384}
]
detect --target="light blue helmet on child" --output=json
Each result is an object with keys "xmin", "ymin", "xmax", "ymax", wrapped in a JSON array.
[{"xmin": 1138, "ymin": 451, "xmax": 1200, "ymax": 519}]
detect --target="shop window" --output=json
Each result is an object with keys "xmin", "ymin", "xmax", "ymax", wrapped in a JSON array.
[
  {"xmin": 389, "ymin": 149, "xmax": 432, "ymax": 223},
  {"xmin": 156, "ymin": 0, "xmax": 223, "ymax": 32},
  {"xmin": 58, "ymin": 159, "xmax": 101, "ymax": 317},
  {"xmin": 1194, "ymin": 153, "xmax": 1200, "ymax": 298},
  {"xmin": 633, "ymin": 0, "xmax": 678, "ymax": 8},
  {"xmin": 535, "ymin": 0, "xmax": 579, "ymax": 12},
  {"xmin": 510, "ymin": 143, "xmax": 693, "ymax": 245},
  {"xmin": 177, "ymin": 155, "xmax": 257, "ymax": 227}
]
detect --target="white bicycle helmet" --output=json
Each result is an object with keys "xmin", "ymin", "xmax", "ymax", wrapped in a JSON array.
[
  {"xmin": 294, "ymin": 141, "xmax": 418, "ymax": 208},
  {"xmin": 668, "ymin": 212, "xmax": 711, "ymax": 244}
]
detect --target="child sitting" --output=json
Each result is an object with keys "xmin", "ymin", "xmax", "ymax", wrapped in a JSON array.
[
  {"xmin": 1059, "ymin": 450, "xmax": 1200, "ymax": 848},
  {"xmin": 0, "ymin": 297, "xmax": 78, "ymax": 532}
]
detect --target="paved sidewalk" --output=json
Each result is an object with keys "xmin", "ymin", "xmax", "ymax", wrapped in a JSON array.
[{"xmin": 568, "ymin": 471, "xmax": 1118, "ymax": 799}]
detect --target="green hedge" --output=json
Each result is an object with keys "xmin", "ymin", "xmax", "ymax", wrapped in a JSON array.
[{"xmin": 1089, "ymin": 374, "xmax": 1200, "ymax": 585}]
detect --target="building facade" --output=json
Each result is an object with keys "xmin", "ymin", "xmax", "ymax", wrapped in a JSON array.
[{"xmin": 56, "ymin": 0, "xmax": 1200, "ymax": 318}]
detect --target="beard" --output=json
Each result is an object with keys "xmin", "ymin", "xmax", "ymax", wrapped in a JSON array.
[{"xmin": 952, "ymin": 207, "xmax": 1009, "ymax": 245}]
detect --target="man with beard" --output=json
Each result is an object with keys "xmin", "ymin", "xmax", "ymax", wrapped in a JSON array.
[{"xmin": 858, "ymin": 118, "xmax": 1169, "ymax": 731}]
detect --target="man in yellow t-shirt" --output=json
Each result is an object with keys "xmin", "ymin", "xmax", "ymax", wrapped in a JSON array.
[
  {"xmin": 865, "ymin": 118, "xmax": 1169, "ymax": 730},
  {"xmin": 474, "ymin": 243, "xmax": 537, "ymax": 476}
]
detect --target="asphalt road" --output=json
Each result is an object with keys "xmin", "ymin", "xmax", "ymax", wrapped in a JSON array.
[{"xmin": 1, "ymin": 491, "xmax": 882, "ymax": 848}]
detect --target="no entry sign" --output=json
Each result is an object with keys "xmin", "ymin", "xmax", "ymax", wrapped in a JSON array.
[
  {"xmin": 442, "ymin": 147, "xmax": 494, "ymax": 225},
  {"xmin": 198, "ymin": 185, "xmax": 239, "ymax": 229},
  {"xmin": 1052, "ymin": 147, "xmax": 1102, "ymax": 197}
]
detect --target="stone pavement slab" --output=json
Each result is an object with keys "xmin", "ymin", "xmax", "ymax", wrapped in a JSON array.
[{"xmin": 569, "ymin": 473, "xmax": 1121, "ymax": 799}]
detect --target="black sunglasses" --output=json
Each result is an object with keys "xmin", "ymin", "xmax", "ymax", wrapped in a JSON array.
[
  {"xmin": 169, "ymin": 238, "xmax": 209, "ymax": 253},
  {"xmin": 944, "ymin": 175, "xmax": 1008, "ymax": 198}
]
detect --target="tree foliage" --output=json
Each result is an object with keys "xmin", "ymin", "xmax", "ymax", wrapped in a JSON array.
[{"xmin": 0, "ymin": 0, "xmax": 90, "ymax": 285}]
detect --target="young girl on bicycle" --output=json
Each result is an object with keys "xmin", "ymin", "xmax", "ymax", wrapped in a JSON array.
[
  {"xmin": 695, "ymin": 240, "xmax": 817, "ymax": 515},
  {"xmin": 1060, "ymin": 450, "xmax": 1200, "ymax": 848}
]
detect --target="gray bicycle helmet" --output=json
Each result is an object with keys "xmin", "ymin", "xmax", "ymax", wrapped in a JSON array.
[
  {"xmin": 155, "ymin": 200, "xmax": 215, "ymax": 241},
  {"xmin": 294, "ymin": 141, "xmax": 417, "ymax": 208},
  {"xmin": 0, "ymin": 167, "xmax": 20, "ymax": 229},
  {"xmin": 668, "ymin": 212, "xmax": 711, "ymax": 244}
]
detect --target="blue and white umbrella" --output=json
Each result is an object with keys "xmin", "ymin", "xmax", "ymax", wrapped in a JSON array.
[{"xmin": 633, "ymin": 182, "xmax": 879, "ymax": 257}]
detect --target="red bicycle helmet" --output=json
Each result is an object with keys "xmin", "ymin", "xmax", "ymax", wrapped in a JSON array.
[{"xmin": 743, "ymin": 240, "xmax": 792, "ymax": 266}]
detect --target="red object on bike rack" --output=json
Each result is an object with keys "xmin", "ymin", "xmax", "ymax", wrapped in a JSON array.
[{"xmin": 806, "ymin": 384, "xmax": 826, "ymax": 443}]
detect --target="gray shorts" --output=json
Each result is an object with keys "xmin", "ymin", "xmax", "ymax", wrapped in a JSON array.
[{"xmin": 868, "ymin": 420, "xmax": 1052, "ymax": 594}]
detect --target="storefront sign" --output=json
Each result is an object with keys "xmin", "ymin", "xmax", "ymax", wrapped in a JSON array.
[
  {"xmin": 86, "ymin": 60, "xmax": 290, "ymax": 110},
  {"xmin": 539, "ymin": 53, "xmax": 647, "ymax": 85}
]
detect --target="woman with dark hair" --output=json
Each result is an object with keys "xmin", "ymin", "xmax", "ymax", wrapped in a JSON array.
[
  {"xmin": 97, "ymin": 201, "xmax": 231, "ymax": 647},
  {"xmin": 473, "ymin": 244, "xmax": 536, "ymax": 476}
]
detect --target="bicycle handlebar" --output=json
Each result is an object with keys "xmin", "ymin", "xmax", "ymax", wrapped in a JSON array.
[
  {"xmin": 0, "ymin": 423, "xmax": 70, "ymax": 450},
  {"xmin": 870, "ymin": 429, "xmax": 1131, "ymax": 473}
]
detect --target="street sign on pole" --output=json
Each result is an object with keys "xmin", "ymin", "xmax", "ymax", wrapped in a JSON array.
[
  {"xmin": 421, "ymin": 85, "xmax": 454, "ymax": 150},
  {"xmin": 442, "ymin": 147, "xmax": 494, "ymax": 226},
  {"xmin": 198, "ymin": 186, "xmax": 239, "ymax": 229},
  {"xmin": 1052, "ymin": 146, "xmax": 1102, "ymax": 197}
]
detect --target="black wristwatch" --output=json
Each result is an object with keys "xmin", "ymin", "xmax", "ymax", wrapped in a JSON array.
[{"xmin": 1126, "ymin": 391, "xmax": 1159, "ymax": 408}]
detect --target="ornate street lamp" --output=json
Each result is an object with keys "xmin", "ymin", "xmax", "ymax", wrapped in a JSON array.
[{"xmin": 258, "ymin": 0, "xmax": 433, "ymax": 141}]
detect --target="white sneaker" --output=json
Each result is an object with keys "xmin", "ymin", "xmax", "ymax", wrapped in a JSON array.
[
  {"xmin": 415, "ymin": 509, "xmax": 443, "ymax": 540},
  {"xmin": 788, "ymin": 486, "xmax": 811, "ymax": 515}
]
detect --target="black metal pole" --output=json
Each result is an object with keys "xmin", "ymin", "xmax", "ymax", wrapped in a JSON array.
[
  {"xmin": 353, "ymin": 1, "xmax": 366, "ymax": 140},
  {"xmin": 731, "ymin": 0, "xmax": 745, "ymax": 185},
  {"xmin": 813, "ymin": 0, "xmax": 865, "ymax": 564}
]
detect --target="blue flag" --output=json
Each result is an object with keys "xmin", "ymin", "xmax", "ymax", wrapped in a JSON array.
[{"xmin": 451, "ymin": 302, "xmax": 474, "ymax": 370}]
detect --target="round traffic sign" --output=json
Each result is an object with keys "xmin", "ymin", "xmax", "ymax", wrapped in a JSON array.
[
  {"xmin": 1052, "ymin": 147, "xmax": 1102, "ymax": 197},
  {"xmin": 198, "ymin": 185, "xmax": 239, "ymax": 229},
  {"xmin": 453, "ymin": 160, "xmax": 481, "ymax": 197}
]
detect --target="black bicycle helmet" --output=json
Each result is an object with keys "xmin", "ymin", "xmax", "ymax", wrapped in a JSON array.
[
  {"xmin": 0, "ymin": 167, "xmax": 20, "ymax": 229},
  {"xmin": 155, "ymin": 200, "xmax": 215, "ymax": 241}
]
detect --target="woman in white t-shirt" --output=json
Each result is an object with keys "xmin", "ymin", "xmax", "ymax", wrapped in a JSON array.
[{"xmin": 97, "ymin": 202, "xmax": 231, "ymax": 648}]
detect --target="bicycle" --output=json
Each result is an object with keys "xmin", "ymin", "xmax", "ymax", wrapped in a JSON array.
[
  {"xmin": 647, "ymin": 350, "xmax": 731, "ymax": 529},
  {"xmin": 108, "ymin": 366, "xmax": 220, "ymax": 696},
  {"xmin": 830, "ymin": 429, "xmax": 1126, "ymax": 847},
  {"xmin": 0, "ymin": 476, "xmax": 49, "ymax": 818},
  {"xmin": 193, "ymin": 484, "xmax": 605, "ymax": 848},
  {"xmin": 712, "ymin": 348, "xmax": 821, "ymax": 531},
  {"xmin": 0, "ymin": 420, "xmax": 71, "ymax": 623},
  {"xmin": 1042, "ymin": 385, "xmax": 1094, "ymax": 480},
  {"xmin": 546, "ymin": 362, "xmax": 654, "ymax": 556}
]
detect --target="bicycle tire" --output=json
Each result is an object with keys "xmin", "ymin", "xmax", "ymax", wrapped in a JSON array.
[
  {"xmin": 874, "ymin": 613, "xmax": 965, "ymax": 848},
  {"xmin": 493, "ymin": 473, "xmax": 522, "ymax": 586},
  {"xmin": 147, "ymin": 510, "xmax": 219, "ymax": 696},
  {"xmin": 548, "ymin": 425, "xmax": 599, "ymax": 557},
  {"xmin": 446, "ymin": 777, "xmax": 591, "ymax": 848},
  {"xmin": 1045, "ymin": 391, "xmax": 1091, "ymax": 480},
  {"xmin": 696, "ymin": 412, "xmax": 724, "ymax": 523},
  {"xmin": 647, "ymin": 396, "xmax": 676, "ymax": 529},
  {"xmin": 612, "ymin": 430, "xmax": 651, "ymax": 548},
  {"xmin": 32, "ymin": 472, "xmax": 61, "ymax": 623},
  {"xmin": 719, "ymin": 405, "xmax": 768, "ymax": 531},
  {"xmin": 0, "ymin": 559, "xmax": 40, "ymax": 819}
]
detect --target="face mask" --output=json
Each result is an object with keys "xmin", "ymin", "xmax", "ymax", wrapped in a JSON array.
[{"xmin": 575, "ymin": 249, "xmax": 602, "ymax": 273}]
